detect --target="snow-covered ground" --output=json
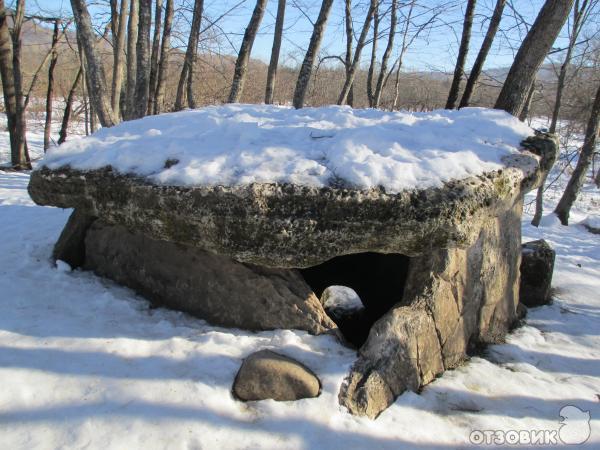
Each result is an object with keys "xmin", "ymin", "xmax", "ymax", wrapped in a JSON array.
[
  {"xmin": 0, "ymin": 113, "xmax": 598, "ymax": 449},
  {"xmin": 41, "ymin": 105, "xmax": 533, "ymax": 193}
]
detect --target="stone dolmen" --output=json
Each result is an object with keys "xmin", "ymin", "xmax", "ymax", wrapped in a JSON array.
[{"xmin": 28, "ymin": 105, "xmax": 558, "ymax": 418}]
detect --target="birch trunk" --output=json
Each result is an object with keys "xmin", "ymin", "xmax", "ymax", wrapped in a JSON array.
[
  {"xmin": 132, "ymin": 0, "xmax": 152, "ymax": 119},
  {"xmin": 147, "ymin": 0, "xmax": 163, "ymax": 114},
  {"xmin": 125, "ymin": 0, "xmax": 138, "ymax": 119},
  {"xmin": 111, "ymin": 0, "xmax": 129, "ymax": 118}
]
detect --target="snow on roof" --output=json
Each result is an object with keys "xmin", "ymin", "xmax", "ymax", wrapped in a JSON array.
[{"xmin": 41, "ymin": 104, "xmax": 533, "ymax": 193}]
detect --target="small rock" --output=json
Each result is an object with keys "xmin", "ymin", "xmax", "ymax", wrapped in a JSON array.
[
  {"xmin": 516, "ymin": 302, "xmax": 528, "ymax": 320},
  {"xmin": 321, "ymin": 286, "xmax": 370, "ymax": 347},
  {"xmin": 52, "ymin": 209, "xmax": 97, "ymax": 269},
  {"xmin": 520, "ymin": 240, "xmax": 555, "ymax": 307},
  {"xmin": 233, "ymin": 350, "xmax": 320, "ymax": 402}
]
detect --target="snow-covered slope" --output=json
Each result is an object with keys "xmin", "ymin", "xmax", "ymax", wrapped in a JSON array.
[
  {"xmin": 0, "ymin": 114, "xmax": 598, "ymax": 449},
  {"xmin": 40, "ymin": 105, "xmax": 533, "ymax": 193}
]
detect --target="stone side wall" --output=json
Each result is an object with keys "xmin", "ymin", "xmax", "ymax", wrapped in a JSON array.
[
  {"xmin": 339, "ymin": 199, "xmax": 523, "ymax": 418},
  {"xmin": 83, "ymin": 220, "xmax": 336, "ymax": 335}
]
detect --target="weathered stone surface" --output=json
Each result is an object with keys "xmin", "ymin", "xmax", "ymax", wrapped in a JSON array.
[
  {"xmin": 26, "ymin": 134, "xmax": 559, "ymax": 419},
  {"xmin": 233, "ymin": 350, "xmax": 320, "ymax": 401},
  {"xmin": 339, "ymin": 200, "xmax": 523, "ymax": 418},
  {"xmin": 519, "ymin": 239, "xmax": 555, "ymax": 307},
  {"xmin": 52, "ymin": 209, "xmax": 97, "ymax": 268},
  {"xmin": 84, "ymin": 221, "xmax": 336, "ymax": 334},
  {"xmin": 28, "ymin": 151, "xmax": 543, "ymax": 268}
]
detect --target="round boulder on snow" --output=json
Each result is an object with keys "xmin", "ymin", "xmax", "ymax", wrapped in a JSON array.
[{"xmin": 233, "ymin": 350, "xmax": 320, "ymax": 402}]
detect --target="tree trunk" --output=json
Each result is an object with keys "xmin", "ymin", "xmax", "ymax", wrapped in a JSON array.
[
  {"xmin": 125, "ymin": 0, "xmax": 138, "ymax": 119},
  {"xmin": 70, "ymin": 0, "xmax": 119, "ymax": 127},
  {"xmin": 293, "ymin": 0, "xmax": 335, "ymax": 109},
  {"xmin": 10, "ymin": 0, "xmax": 30, "ymax": 168},
  {"xmin": 111, "ymin": 0, "xmax": 129, "ymax": 119},
  {"xmin": 446, "ymin": 0, "xmax": 477, "ymax": 109},
  {"xmin": 175, "ymin": 0, "xmax": 204, "ymax": 111},
  {"xmin": 0, "ymin": 0, "xmax": 22, "ymax": 168},
  {"xmin": 391, "ymin": 0, "xmax": 416, "ymax": 111},
  {"xmin": 337, "ymin": 0, "xmax": 377, "ymax": 106},
  {"xmin": 549, "ymin": 0, "xmax": 589, "ymax": 133},
  {"xmin": 519, "ymin": 81, "xmax": 536, "ymax": 122},
  {"xmin": 495, "ymin": 0, "xmax": 575, "ymax": 116},
  {"xmin": 459, "ymin": 0, "xmax": 505, "ymax": 108},
  {"xmin": 228, "ymin": 0, "xmax": 268, "ymax": 103},
  {"xmin": 154, "ymin": 0, "xmax": 173, "ymax": 114},
  {"xmin": 373, "ymin": 0, "xmax": 397, "ymax": 108},
  {"xmin": 554, "ymin": 81, "xmax": 600, "ymax": 225},
  {"xmin": 366, "ymin": 0, "xmax": 378, "ymax": 108},
  {"xmin": 58, "ymin": 67, "xmax": 83, "ymax": 145},
  {"xmin": 132, "ymin": 0, "xmax": 152, "ymax": 119},
  {"xmin": 344, "ymin": 0, "xmax": 355, "ymax": 107},
  {"xmin": 147, "ymin": 0, "xmax": 163, "ymax": 114},
  {"xmin": 44, "ymin": 20, "xmax": 60, "ymax": 151},
  {"xmin": 265, "ymin": 0, "xmax": 286, "ymax": 104}
]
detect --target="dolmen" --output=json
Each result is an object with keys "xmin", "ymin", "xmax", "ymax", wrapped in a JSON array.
[{"xmin": 28, "ymin": 105, "xmax": 559, "ymax": 418}]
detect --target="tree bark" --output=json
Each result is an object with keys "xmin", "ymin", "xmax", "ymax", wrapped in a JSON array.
[
  {"xmin": 519, "ymin": 81, "xmax": 536, "ymax": 122},
  {"xmin": 154, "ymin": 0, "xmax": 174, "ymax": 114},
  {"xmin": 125, "ymin": 0, "xmax": 138, "ymax": 119},
  {"xmin": 44, "ymin": 20, "xmax": 60, "ymax": 151},
  {"xmin": 0, "ymin": 0, "xmax": 23, "ymax": 168},
  {"xmin": 459, "ymin": 0, "xmax": 505, "ymax": 108},
  {"xmin": 366, "ymin": 0, "xmax": 378, "ymax": 107},
  {"xmin": 175, "ymin": 0, "xmax": 204, "ymax": 111},
  {"xmin": 446, "ymin": 0, "xmax": 477, "ymax": 109},
  {"xmin": 147, "ymin": 0, "xmax": 163, "ymax": 115},
  {"xmin": 338, "ymin": 0, "xmax": 377, "ymax": 106},
  {"xmin": 293, "ymin": 0, "xmax": 335, "ymax": 109},
  {"xmin": 132, "ymin": 0, "xmax": 152, "ymax": 119},
  {"xmin": 373, "ymin": 0, "xmax": 397, "ymax": 108},
  {"xmin": 344, "ymin": 0, "xmax": 355, "ymax": 107},
  {"xmin": 265, "ymin": 0, "xmax": 286, "ymax": 104},
  {"xmin": 495, "ymin": 0, "xmax": 576, "ymax": 116},
  {"xmin": 111, "ymin": 0, "xmax": 129, "ymax": 119},
  {"xmin": 228, "ymin": 0, "xmax": 268, "ymax": 103},
  {"xmin": 58, "ymin": 67, "xmax": 83, "ymax": 145},
  {"xmin": 10, "ymin": 0, "xmax": 30, "ymax": 168},
  {"xmin": 554, "ymin": 81, "xmax": 600, "ymax": 225},
  {"xmin": 70, "ymin": 0, "xmax": 119, "ymax": 127}
]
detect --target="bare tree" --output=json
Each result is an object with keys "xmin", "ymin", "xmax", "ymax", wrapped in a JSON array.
[
  {"xmin": 338, "ymin": 0, "xmax": 377, "ymax": 105},
  {"xmin": 446, "ymin": 0, "xmax": 477, "ymax": 109},
  {"xmin": 532, "ymin": 0, "xmax": 596, "ymax": 226},
  {"xmin": 344, "ymin": 0, "xmax": 356, "ymax": 107},
  {"xmin": 71, "ymin": 0, "xmax": 119, "ymax": 127},
  {"xmin": 265, "ymin": 0, "xmax": 286, "ymax": 104},
  {"xmin": 554, "ymin": 80, "xmax": 600, "ymax": 224},
  {"xmin": 154, "ymin": 0, "xmax": 173, "ymax": 114},
  {"xmin": 44, "ymin": 19, "xmax": 60, "ymax": 151},
  {"xmin": 0, "ymin": 0, "xmax": 27, "ymax": 169},
  {"xmin": 366, "ymin": 0, "xmax": 379, "ymax": 107},
  {"xmin": 132, "ymin": 0, "xmax": 152, "ymax": 119},
  {"xmin": 147, "ymin": 0, "xmax": 163, "ymax": 114},
  {"xmin": 293, "ymin": 0, "xmax": 335, "ymax": 109},
  {"xmin": 549, "ymin": 0, "xmax": 595, "ymax": 133},
  {"xmin": 373, "ymin": 0, "xmax": 397, "ymax": 108},
  {"xmin": 228, "ymin": 0, "xmax": 268, "ymax": 103},
  {"xmin": 175, "ymin": 0, "xmax": 204, "ymax": 110},
  {"xmin": 111, "ymin": 0, "xmax": 129, "ymax": 118},
  {"xmin": 495, "ymin": 0, "xmax": 576, "ymax": 116},
  {"xmin": 58, "ymin": 67, "xmax": 83, "ymax": 145},
  {"xmin": 125, "ymin": 0, "xmax": 138, "ymax": 119},
  {"xmin": 459, "ymin": 0, "xmax": 506, "ymax": 107}
]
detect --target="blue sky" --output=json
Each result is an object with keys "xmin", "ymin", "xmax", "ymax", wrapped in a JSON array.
[{"xmin": 21, "ymin": 0, "xmax": 588, "ymax": 71}]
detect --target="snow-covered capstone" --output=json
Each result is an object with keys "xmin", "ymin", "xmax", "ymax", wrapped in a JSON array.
[{"xmin": 28, "ymin": 105, "xmax": 559, "ymax": 418}]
